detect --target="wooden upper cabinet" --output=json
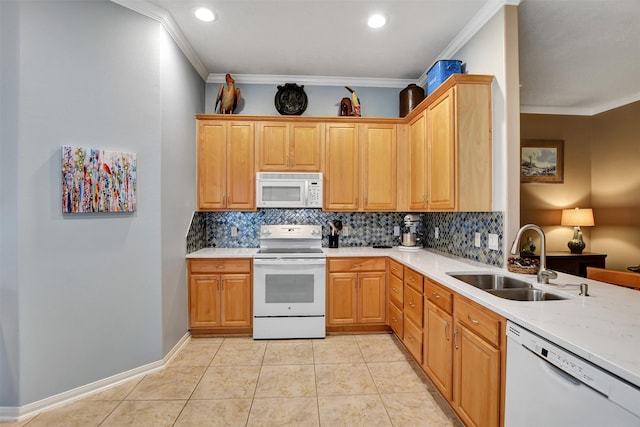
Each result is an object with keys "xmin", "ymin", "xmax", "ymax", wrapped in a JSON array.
[
  {"xmin": 324, "ymin": 123, "xmax": 359, "ymax": 211},
  {"xmin": 256, "ymin": 121, "xmax": 322, "ymax": 171},
  {"xmin": 408, "ymin": 111, "xmax": 428, "ymax": 211},
  {"xmin": 197, "ymin": 121, "xmax": 227, "ymax": 210},
  {"xmin": 426, "ymin": 78, "xmax": 492, "ymax": 211},
  {"xmin": 427, "ymin": 88, "xmax": 456, "ymax": 210},
  {"xmin": 361, "ymin": 124, "xmax": 397, "ymax": 211},
  {"xmin": 197, "ymin": 119, "xmax": 255, "ymax": 211}
]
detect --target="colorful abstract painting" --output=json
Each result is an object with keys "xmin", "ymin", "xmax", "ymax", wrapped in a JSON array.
[{"xmin": 62, "ymin": 146, "xmax": 137, "ymax": 213}]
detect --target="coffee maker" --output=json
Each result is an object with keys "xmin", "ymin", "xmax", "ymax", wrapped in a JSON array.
[{"xmin": 400, "ymin": 214, "xmax": 421, "ymax": 251}]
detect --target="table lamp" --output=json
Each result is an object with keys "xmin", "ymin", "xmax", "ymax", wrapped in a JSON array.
[{"xmin": 561, "ymin": 208, "xmax": 595, "ymax": 254}]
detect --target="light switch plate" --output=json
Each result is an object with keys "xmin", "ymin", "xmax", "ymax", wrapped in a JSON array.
[
  {"xmin": 231, "ymin": 226, "xmax": 238, "ymax": 237},
  {"xmin": 474, "ymin": 232, "xmax": 481, "ymax": 248},
  {"xmin": 488, "ymin": 233, "xmax": 499, "ymax": 250},
  {"xmin": 393, "ymin": 225, "xmax": 400, "ymax": 236},
  {"xmin": 434, "ymin": 227, "xmax": 439, "ymax": 239},
  {"xmin": 343, "ymin": 225, "xmax": 349, "ymax": 236}
]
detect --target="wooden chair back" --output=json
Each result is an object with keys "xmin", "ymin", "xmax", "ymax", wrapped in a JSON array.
[{"xmin": 586, "ymin": 267, "xmax": 640, "ymax": 290}]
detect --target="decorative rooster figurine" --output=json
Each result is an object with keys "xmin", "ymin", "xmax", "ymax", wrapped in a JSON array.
[
  {"xmin": 215, "ymin": 73, "xmax": 241, "ymax": 114},
  {"xmin": 344, "ymin": 86, "xmax": 361, "ymax": 116}
]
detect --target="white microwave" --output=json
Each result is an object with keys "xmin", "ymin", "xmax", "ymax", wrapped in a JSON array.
[{"xmin": 256, "ymin": 172, "xmax": 323, "ymax": 208}]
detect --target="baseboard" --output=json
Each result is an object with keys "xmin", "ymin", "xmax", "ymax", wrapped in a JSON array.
[{"xmin": 0, "ymin": 332, "xmax": 191, "ymax": 422}]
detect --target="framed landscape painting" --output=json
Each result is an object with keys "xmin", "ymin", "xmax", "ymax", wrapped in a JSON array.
[{"xmin": 520, "ymin": 140, "xmax": 564, "ymax": 183}]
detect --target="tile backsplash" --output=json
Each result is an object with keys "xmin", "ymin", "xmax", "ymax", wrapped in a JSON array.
[{"xmin": 187, "ymin": 209, "xmax": 504, "ymax": 267}]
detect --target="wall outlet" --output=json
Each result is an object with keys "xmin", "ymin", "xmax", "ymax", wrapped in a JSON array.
[
  {"xmin": 231, "ymin": 226, "xmax": 238, "ymax": 237},
  {"xmin": 342, "ymin": 225, "xmax": 349, "ymax": 236},
  {"xmin": 434, "ymin": 227, "xmax": 439, "ymax": 239},
  {"xmin": 474, "ymin": 232, "xmax": 481, "ymax": 248},
  {"xmin": 488, "ymin": 233, "xmax": 499, "ymax": 250},
  {"xmin": 393, "ymin": 225, "xmax": 400, "ymax": 236}
]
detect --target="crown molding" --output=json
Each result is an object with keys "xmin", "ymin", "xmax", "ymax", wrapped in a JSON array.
[
  {"xmin": 521, "ymin": 91, "xmax": 640, "ymax": 116},
  {"xmin": 520, "ymin": 105, "xmax": 595, "ymax": 116},
  {"xmin": 110, "ymin": 0, "xmax": 208, "ymax": 80},
  {"xmin": 206, "ymin": 73, "xmax": 416, "ymax": 88}
]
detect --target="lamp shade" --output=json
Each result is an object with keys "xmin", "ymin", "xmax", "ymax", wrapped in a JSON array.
[{"xmin": 561, "ymin": 208, "xmax": 595, "ymax": 227}]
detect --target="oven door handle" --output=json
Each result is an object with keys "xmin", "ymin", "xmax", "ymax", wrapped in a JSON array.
[{"xmin": 254, "ymin": 258, "xmax": 326, "ymax": 266}]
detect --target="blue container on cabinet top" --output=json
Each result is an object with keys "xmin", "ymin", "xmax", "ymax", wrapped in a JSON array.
[{"xmin": 427, "ymin": 60, "xmax": 463, "ymax": 94}]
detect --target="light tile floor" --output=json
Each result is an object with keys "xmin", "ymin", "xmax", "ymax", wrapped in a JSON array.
[{"xmin": 4, "ymin": 333, "xmax": 463, "ymax": 426}]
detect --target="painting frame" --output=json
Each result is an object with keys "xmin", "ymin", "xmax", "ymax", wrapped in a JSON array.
[
  {"xmin": 520, "ymin": 139, "xmax": 564, "ymax": 183},
  {"xmin": 61, "ymin": 146, "xmax": 137, "ymax": 213}
]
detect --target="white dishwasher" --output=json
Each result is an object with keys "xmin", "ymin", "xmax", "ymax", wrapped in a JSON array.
[{"xmin": 505, "ymin": 321, "xmax": 640, "ymax": 427}]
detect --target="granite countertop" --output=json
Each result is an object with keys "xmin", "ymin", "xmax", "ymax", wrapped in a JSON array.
[{"xmin": 187, "ymin": 246, "xmax": 640, "ymax": 388}]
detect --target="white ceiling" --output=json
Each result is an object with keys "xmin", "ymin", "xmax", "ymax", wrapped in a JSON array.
[{"xmin": 115, "ymin": 0, "xmax": 640, "ymax": 115}]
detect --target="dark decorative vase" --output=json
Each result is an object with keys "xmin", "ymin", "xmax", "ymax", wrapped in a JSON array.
[
  {"xmin": 399, "ymin": 84, "xmax": 425, "ymax": 117},
  {"xmin": 567, "ymin": 228, "xmax": 586, "ymax": 254}
]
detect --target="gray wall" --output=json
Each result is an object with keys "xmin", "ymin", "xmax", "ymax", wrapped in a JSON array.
[
  {"xmin": 0, "ymin": 0, "xmax": 202, "ymax": 407},
  {"xmin": 159, "ymin": 29, "xmax": 203, "ymax": 355},
  {"xmin": 1, "ymin": 0, "xmax": 21, "ymax": 409}
]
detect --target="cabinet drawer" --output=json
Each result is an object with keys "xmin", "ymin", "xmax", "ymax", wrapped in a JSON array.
[
  {"xmin": 404, "ymin": 284, "xmax": 423, "ymax": 328},
  {"xmin": 389, "ymin": 301, "xmax": 404, "ymax": 338},
  {"xmin": 389, "ymin": 273, "xmax": 404, "ymax": 308},
  {"xmin": 189, "ymin": 258, "xmax": 252, "ymax": 274},
  {"xmin": 425, "ymin": 279, "xmax": 453, "ymax": 314},
  {"xmin": 389, "ymin": 259, "xmax": 404, "ymax": 279},
  {"xmin": 404, "ymin": 267, "xmax": 424, "ymax": 293},
  {"xmin": 328, "ymin": 257, "xmax": 386, "ymax": 272},
  {"xmin": 403, "ymin": 316, "xmax": 423, "ymax": 363},
  {"xmin": 455, "ymin": 296, "xmax": 502, "ymax": 347}
]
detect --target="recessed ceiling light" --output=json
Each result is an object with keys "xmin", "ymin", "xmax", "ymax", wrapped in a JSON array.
[
  {"xmin": 195, "ymin": 7, "xmax": 215, "ymax": 22},
  {"xmin": 367, "ymin": 14, "xmax": 386, "ymax": 29}
]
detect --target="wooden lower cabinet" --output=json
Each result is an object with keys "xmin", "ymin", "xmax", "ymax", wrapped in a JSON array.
[
  {"xmin": 452, "ymin": 295, "xmax": 504, "ymax": 427},
  {"xmin": 327, "ymin": 257, "xmax": 387, "ymax": 326},
  {"xmin": 187, "ymin": 259, "xmax": 252, "ymax": 334},
  {"xmin": 453, "ymin": 322, "xmax": 501, "ymax": 427},
  {"xmin": 424, "ymin": 300, "xmax": 453, "ymax": 400},
  {"xmin": 387, "ymin": 259, "xmax": 505, "ymax": 427}
]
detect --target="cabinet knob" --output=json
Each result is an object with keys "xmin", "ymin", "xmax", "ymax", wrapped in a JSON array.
[
  {"xmin": 467, "ymin": 314, "xmax": 480, "ymax": 325},
  {"xmin": 432, "ymin": 292, "xmax": 440, "ymax": 299}
]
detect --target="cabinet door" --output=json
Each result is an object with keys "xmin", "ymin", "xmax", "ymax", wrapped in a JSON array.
[
  {"xmin": 361, "ymin": 124, "xmax": 397, "ymax": 211},
  {"xmin": 424, "ymin": 301, "xmax": 453, "ymax": 401},
  {"xmin": 427, "ymin": 88, "xmax": 456, "ymax": 210},
  {"xmin": 290, "ymin": 123, "xmax": 322, "ymax": 171},
  {"xmin": 327, "ymin": 272, "xmax": 358, "ymax": 325},
  {"xmin": 197, "ymin": 121, "xmax": 227, "ymax": 210},
  {"xmin": 220, "ymin": 273, "xmax": 252, "ymax": 327},
  {"xmin": 227, "ymin": 122, "xmax": 255, "ymax": 210},
  {"xmin": 357, "ymin": 271, "xmax": 386, "ymax": 324},
  {"xmin": 256, "ymin": 122, "xmax": 289, "ymax": 171},
  {"xmin": 453, "ymin": 322, "xmax": 501, "ymax": 427},
  {"xmin": 189, "ymin": 275, "xmax": 221, "ymax": 328},
  {"xmin": 324, "ymin": 124, "xmax": 359, "ymax": 211},
  {"xmin": 408, "ymin": 112, "xmax": 428, "ymax": 211}
]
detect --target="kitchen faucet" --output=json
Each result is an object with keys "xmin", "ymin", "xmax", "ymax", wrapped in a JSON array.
[{"xmin": 510, "ymin": 224, "xmax": 558, "ymax": 284}]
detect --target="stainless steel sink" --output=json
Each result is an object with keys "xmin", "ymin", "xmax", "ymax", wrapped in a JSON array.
[
  {"xmin": 447, "ymin": 273, "xmax": 568, "ymax": 301},
  {"xmin": 486, "ymin": 288, "xmax": 567, "ymax": 301},
  {"xmin": 448, "ymin": 273, "xmax": 532, "ymax": 290}
]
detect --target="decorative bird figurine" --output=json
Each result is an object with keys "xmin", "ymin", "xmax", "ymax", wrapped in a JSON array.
[
  {"xmin": 215, "ymin": 73, "xmax": 241, "ymax": 114},
  {"xmin": 344, "ymin": 86, "xmax": 361, "ymax": 116}
]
